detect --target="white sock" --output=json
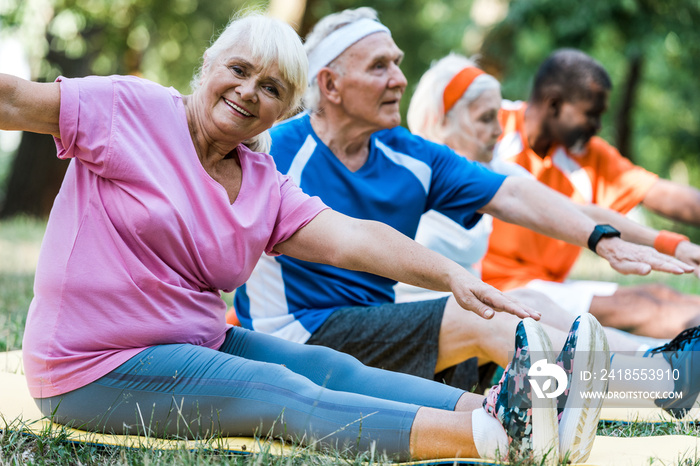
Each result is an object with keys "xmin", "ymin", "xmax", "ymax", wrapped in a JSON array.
[
  {"xmin": 605, "ymin": 353, "xmax": 674, "ymax": 408},
  {"xmin": 471, "ymin": 408, "xmax": 508, "ymax": 459}
]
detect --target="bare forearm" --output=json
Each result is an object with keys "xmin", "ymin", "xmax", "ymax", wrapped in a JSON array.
[
  {"xmin": 482, "ymin": 177, "xmax": 595, "ymax": 247},
  {"xmin": 0, "ymin": 75, "xmax": 22, "ymax": 130},
  {"xmin": 576, "ymin": 195, "xmax": 700, "ymax": 275},
  {"xmin": 642, "ymin": 179, "xmax": 700, "ymax": 227},
  {"xmin": 578, "ymin": 204, "xmax": 658, "ymax": 246},
  {"xmin": 279, "ymin": 210, "xmax": 463, "ymax": 291},
  {"xmin": 336, "ymin": 220, "xmax": 465, "ymax": 291},
  {"xmin": 480, "ymin": 177, "xmax": 692, "ymax": 276},
  {"xmin": 0, "ymin": 73, "xmax": 60, "ymax": 136},
  {"xmin": 276, "ymin": 209, "xmax": 540, "ymax": 320}
]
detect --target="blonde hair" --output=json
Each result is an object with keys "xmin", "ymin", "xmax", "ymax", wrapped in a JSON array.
[
  {"xmin": 302, "ymin": 7, "xmax": 380, "ymax": 112},
  {"xmin": 407, "ymin": 53, "xmax": 500, "ymax": 144},
  {"xmin": 191, "ymin": 11, "xmax": 308, "ymax": 153}
]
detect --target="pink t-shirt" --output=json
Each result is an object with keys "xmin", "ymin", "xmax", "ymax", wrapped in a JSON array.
[{"xmin": 22, "ymin": 75, "xmax": 327, "ymax": 398}]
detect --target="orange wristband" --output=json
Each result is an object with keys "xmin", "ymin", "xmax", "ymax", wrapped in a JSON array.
[{"xmin": 653, "ymin": 230, "xmax": 689, "ymax": 256}]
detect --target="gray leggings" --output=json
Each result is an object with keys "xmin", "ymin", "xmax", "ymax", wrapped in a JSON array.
[{"xmin": 36, "ymin": 327, "xmax": 464, "ymax": 460}]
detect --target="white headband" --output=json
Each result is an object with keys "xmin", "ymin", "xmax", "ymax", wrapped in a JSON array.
[{"xmin": 307, "ymin": 18, "xmax": 391, "ymax": 85}]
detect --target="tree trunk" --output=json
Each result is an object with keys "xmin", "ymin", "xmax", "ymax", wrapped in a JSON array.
[
  {"xmin": 0, "ymin": 132, "xmax": 68, "ymax": 219},
  {"xmin": 614, "ymin": 53, "xmax": 643, "ymax": 163}
]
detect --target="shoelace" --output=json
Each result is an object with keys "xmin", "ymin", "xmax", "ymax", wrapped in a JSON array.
[
  {"xmin": 483, "ymin": 363, "xmax": 510, "ymax": 416},
  {"xmin": 648, "ymin": 326, "xmax": 700, "ymax": 358},
  {"xmin": 484, "ymin": 383, "xmax": 502, "ymax": 412}
]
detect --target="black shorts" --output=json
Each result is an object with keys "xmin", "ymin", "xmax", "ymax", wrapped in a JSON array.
[{"xmin": 306, "ymin": 298, "xmax": 482, "ymax": 392}]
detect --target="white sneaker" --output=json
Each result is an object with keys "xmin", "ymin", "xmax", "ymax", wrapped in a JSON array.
[
  {"xmin": 482, "ymin": 318, "xmax": 559, "ymax": 464},
  {"xmin": 556, "ymin": 314, "xmax": 610, "ymax": 463}
]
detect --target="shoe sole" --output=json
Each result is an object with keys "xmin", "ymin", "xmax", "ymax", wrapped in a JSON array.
[
  {"xmin": 559, "ymin": 314, "xmax": 610, "ymax": 463},
  {"xmin": 522, "ymin": 318, "xmax": 560, "ymax": 465}
]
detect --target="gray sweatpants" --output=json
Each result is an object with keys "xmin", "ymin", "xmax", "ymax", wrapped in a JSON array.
[{"xmin": 35, "ymin": 327, "xmax": 464, "ymax": 460}]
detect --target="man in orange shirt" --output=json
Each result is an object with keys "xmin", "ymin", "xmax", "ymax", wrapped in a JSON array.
[{"xmin": 483, "ymin": 48, "xmax": 700, "ymax": 339}]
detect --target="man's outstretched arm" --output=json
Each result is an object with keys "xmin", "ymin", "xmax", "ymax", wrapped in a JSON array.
[
  {"xmin": 642, "ymin": 179, "xmax": 700, "ymax": 227},
  {"xmin": 481, "ymin": 176, "xmax": 694, "ymax": 277}
]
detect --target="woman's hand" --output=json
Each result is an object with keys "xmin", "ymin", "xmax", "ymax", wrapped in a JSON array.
[{"xmin": 447, "ymin": 270, "xmax": 540, "ymax": 320}]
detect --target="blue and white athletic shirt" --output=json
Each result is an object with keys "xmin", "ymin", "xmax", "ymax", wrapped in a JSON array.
[{"xmin": 235, "ymin": 113, "xmax": 507, "ymax": 343}]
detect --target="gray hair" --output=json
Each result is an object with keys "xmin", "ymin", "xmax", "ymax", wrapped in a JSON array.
[
  {"xmin": 191, "ymin": 11, "xmax": 308, "ymax": 153},
  {"xmin": 407, "ymin": 53, "xmax": 500, "ymax": 144},
  {"xmin": 302, "ymin": 7, "xmax": 380, "ymax": 112}
]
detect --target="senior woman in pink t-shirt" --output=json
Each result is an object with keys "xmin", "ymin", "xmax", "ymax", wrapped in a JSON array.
[{"xmin": 0, "ymin": 11, "xmax": 574, "ymax": 462}]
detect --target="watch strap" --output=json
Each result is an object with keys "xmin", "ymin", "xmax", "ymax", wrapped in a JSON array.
[{"xmin": 588, "ymin": 224, "xmax": 621, "ymax": 253}]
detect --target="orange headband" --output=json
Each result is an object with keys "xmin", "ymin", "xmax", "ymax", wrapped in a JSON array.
[{"xmin": 443, "ymin": 67, "xmax": 485, "ymax": 114}]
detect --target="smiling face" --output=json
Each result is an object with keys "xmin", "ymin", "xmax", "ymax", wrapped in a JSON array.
[
  {"xmin": 444, "ymin": 87, "xmax": 503, "ymax": 163},
  {"xmin": 331, "ymin": 32, "xmax": 407, "ymax": 132},
  {"xmin": 196, "ymin": 43, "xmax": 292, "ymax": 145},
  {"xmin": 549, "ymin": 82, "xmax": 608, "ymax": 154}
]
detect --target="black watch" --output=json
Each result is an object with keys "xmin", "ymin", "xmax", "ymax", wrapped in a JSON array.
[{"xmin": 588, "ymin": 224, "xmax": 621, "ymax": 253}]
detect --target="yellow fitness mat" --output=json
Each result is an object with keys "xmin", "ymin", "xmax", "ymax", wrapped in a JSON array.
[{"xmin": 1, "ymin": 351, "xmax": 698, "ymax": 465}]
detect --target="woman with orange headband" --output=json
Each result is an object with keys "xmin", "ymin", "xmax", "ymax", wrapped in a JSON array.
[
  {"xmin": 401, "ymin": 56, "xmax": 505, "ymax": 289},
  {"xmin": 400, "ymin": 54, "xmax": 544, "ymax": 301}
]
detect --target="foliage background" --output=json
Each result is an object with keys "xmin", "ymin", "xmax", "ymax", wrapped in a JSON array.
[
  {"xmin": 2, "ymin": 5, "xmax": 700, "ymax": 462},
  {"xmin": 0, "ymin": 0, "xmax": 699, "ymax": 237}
]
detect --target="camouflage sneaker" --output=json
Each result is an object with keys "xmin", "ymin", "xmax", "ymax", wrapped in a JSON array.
[
  {"xmin": 555, "ymin": 314, "xmax": 610, "ymax": 463},
  {"xmin": 482, "ymin": 318, "xmax": 558, "ymax": 464},
  {"xmin": 646, "ymin": 325, "xmax": 700, "ymax": 419}
]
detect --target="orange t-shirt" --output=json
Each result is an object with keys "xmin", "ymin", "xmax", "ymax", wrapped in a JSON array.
[{"xmin": 481, "ymin": 101, "xmax": 659, "ymax": 291}]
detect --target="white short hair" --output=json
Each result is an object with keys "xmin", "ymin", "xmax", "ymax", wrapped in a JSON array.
[
  {"xmin": 191, "ymin": 11, "xmax": 307, "ymax": 153},
  {"xmin": 302, "ymin": 7, "xmax": 380, "ymax": 112},
  {"xmin": 407, "ymin": 53, "xmax": 500, "ymax": 144}
]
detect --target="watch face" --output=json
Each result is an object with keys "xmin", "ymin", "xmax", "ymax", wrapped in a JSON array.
[
  {"xmin": 598, "ymin": 225, "xmax": 619, "ymax": 235},
  {"xmin": 598, "ymin": 224, "xmax": 620, "ymax": 235}
]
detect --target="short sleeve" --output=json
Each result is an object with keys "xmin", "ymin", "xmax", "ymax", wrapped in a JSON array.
[
  {"xmin": 53, "ymin": 76, "xmax": 115, "ymax": 175},
  {"xmin": 427, "ymin": 143, "xmax": 507, "ymax": 229},
  {"xmin": 265, "ymin": 173, "xmax": 328, "ymax": 254},
  {"xmin": 588, "ymin": 137, "xmax": 659, "ymax": 213}
]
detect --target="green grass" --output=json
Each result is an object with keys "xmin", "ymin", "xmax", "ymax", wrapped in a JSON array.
[
  {"xmin": 0, "ymin": 417, "xmax": 387, "ymax": 465},
  {"xmin": 1, "ymin": 215, "xmax": 700, "ymax": 465},
  {"xmin": 0, "ymin": 215, "xmax": 44, "ymax": 352}
]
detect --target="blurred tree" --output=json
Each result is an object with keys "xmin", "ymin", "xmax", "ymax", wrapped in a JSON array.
[
  {"xmin": 0, "ymin": 0, "xmax": 266, "ymax": 218},
  {"xmin": 268, "ymin": 0, "xmax": 307, "ymax": 30},
  {"xmin": 480, "ymin": 0, "xmax": 700, "ymax": 167},
  {"xmin": 12, "ymin": 0, "xmax": 698, "ymax": 229},
  {"xmin": 479, "ymin": 0, "xmax": 700, "ymax": 237},
  {"xmin": 1, "ymin": 0, "xmax": 486, "ymax": 218}
]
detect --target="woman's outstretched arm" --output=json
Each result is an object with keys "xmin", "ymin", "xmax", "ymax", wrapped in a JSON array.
[
  {"xmin": 275, "ymin": 209, "xmax": 540, "ymax": 321},
  {"xmin": 0, "ymin": 73, "xmax": 60, "ymax": 137}
]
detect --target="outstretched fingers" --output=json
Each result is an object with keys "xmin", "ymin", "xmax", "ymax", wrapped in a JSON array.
[
  {"xmin": 674, "ymin": 241, "xmax": 700, "ymax": 278},
  {"xmin": 613, "ymin": 251, "xmax": 691, "ymax": 276},
  {"xmin": 453, "ymin": 281, "xmax": 541, "ymax": 321},
  {"xmin": 646, "ymin": 253, "xmax": 693, "ymax": 274},
  {"xmin": 598, "ymin": 238, "xmax": 693, "ymax": 276}
]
